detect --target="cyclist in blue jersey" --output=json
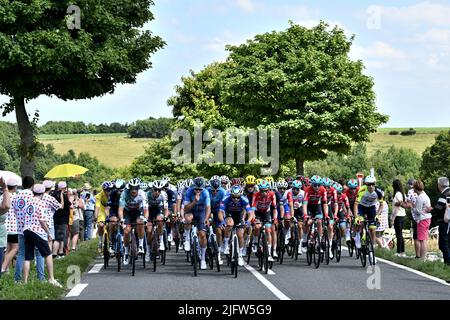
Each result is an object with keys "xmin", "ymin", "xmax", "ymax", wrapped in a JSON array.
[
  {"xmin": 118, "ymin": 178, "xmax": 148, "ymax": 266},
  {"xmin": 163, "ymin": 178, "xmax": 177, "ymax": 244},
  {"xmin": 208, "ymin": 178, "xmax": 227, "ymax": 265},
  {"xmin": 219, "ymin": 185, "xmax": 253, "ymax": 266},
  {"xmin": 183, "ymin": 177, "xmax": 211, "ymax": 270}
]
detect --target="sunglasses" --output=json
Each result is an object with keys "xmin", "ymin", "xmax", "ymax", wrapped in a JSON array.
[
  {"xmin": 293, "ymin": 188, "xmax": 300, "ymax": 192},
  {"xmin": 153, "ymin": 189, "xmax": 161, "ymax": 193},
  {"xmin": 232, "ymin": 196, "xmax": 241, "ymax": 200},
  {"xmin": 130, "ymin": 188, "xmax": 139, "ymax": 191},
  {"xmin": 260, "ymin": 189, "xmax": 268, "ymax": 193},
  {"xmin": 366, "ymin": 183, "xmax": 375, "ymax": 187},
  {"xmin": 194, "ymin": 188, "xmax": 203, "ymax": 192},
  {"xmin": 246, "ymin": 185, "xmax": 255, "ymax": 188},
  {"xmin": 312, "ymin": 184, "xmax": 320, "ymax": 188}
]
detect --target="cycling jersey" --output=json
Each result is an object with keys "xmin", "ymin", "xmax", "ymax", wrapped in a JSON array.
[
  {"xmin": 326, "ymin": 187, "xmax": 338, "ymax": 206},
  {"xmin": 165, "ymin": 188, "xmax": 176, "ymax": 211},
  {"xmin": 344, "ymin": 187, "xmax": 359, "ymax": 207},
  {"xmin": 357, "ymin": 185, "xmax": 379, "ymax": 208},
  {"xmin": 303, "ymin": 186, "xmax": 327, "ymax": 205},
  {"xmin": 220, "ymin": 195, "xmax": 252, "ymax": 215},
  {"xmin": 208, "ymin": 187, "xmax": 226, "ymax": 215},
  {"xmin": 252, "ymin": 191, "xmax": 276, "ymax": 213},
  {"xmin": 146, "ymin": 191, "xmax": 168, "ymax": 218},
  {"xmin": 119, "ymin": 189, "xmax": 148, "ymax": 212},
  {"xmin": 291, "ymin": 189, "xmax": 305, "ymax": 212},
  {"xmin": 95, "ymin": 191, "xmax": 109, "ymax": 222},
  {"xmin": 183, "ymin": 188, "xmax": 211, "ymax": 216},
  {"xmin": 106, "ymin": 189, "xmax": 122, "ymax": 218},
  {"xmin": 337, "ymin": 193, "xmax": 350, "ymax": 212},
  {"xmin": 273, "ymin": 190, "xmax": 289, "ymax": 219},
  {"xmin": 243, "ymin": 188, "xmax": 257, "ymax": 206}
]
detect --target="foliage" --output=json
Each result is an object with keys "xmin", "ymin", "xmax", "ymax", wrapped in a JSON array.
[
  {"xmin": 400, "ymin": 129, "xmax": 417, "ymax": 136},
  {"xmin": 39, "ymin": 121, "xmax": 129, "ymax": 134},
  {"xmin": 127, "ymin": 117, "xmax": 173, "ymax": 138},
  {"xmin": 389, "ymin": 130, "xmax": 399, "ymax": 135}
]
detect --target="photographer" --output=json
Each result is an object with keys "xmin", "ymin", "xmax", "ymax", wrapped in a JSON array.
[
  {"xmin": 84, "ymin": 192, "xmax": 95, "ymax": 240},
  {"xmin": 433, "ymin": 177, "xmax": 450, "ymax": 265}
]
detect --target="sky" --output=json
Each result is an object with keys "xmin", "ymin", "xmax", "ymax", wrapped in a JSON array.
[{"xmin": 1, "ymin": 0, "xmax": 450, "ymax": 127}]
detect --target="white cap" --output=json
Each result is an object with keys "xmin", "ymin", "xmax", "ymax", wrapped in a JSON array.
[
  {"xmin": 58, "ymin": 181, "xmax": 67, "ymax": 189},
  {"xmin": 32, "ymin": 184, "xmax": 46, "ymax": 194},
  {"xmin": 43, "ymin": 180, "xmax": 55, "ymax": 189},
  {"xmin": 6, "ymin": 177, "xmax": 20, "ymax": 187}
]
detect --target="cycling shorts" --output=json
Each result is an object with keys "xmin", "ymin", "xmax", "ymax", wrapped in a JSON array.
[{"xmin": 358, "ymin": 204, "xmax": 377, "ymax": 228}]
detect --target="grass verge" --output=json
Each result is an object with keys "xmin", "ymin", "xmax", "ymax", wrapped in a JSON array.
[
  {"xmin": 0, "ymin": 240, "xmax": 98, "ymax": 300},
  {"xmin": 375, "ymin": 247, "xmax": 450, "ymax": 283}
]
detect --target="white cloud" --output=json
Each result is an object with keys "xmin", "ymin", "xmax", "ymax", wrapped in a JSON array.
[
  {"xmin": 236, "ymin": 0, "xmax": 255, "ymax": 13},
  {"xmin": 350, "ymin": 41, "xmax": 410, "ymax": 72},
  {"xmin": 415, "ymin": 28, "xmax": 450, "ymax": 45},
  {"xmin": 375, "ymin": 2, "xmax": 450, "ymax": 27}
]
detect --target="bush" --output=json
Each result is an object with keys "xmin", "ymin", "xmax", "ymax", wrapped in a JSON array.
[
  {"xmin": 401, "ymin": 129, "xmax": 417, "ymax": 136},
  {"xmin": 389, "ymin": 130, "xmax": 400, "ymax": 135}
]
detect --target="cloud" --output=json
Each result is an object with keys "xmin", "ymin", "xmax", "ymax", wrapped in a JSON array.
[
  {"xmin": 350, "ymin": 41, "xmax": 410, "ymax": 71},
  {"xmin": 236, "ymin": 0, "xmax": 255, "ymax": 13},
  {"xmin": 415, "ymin": 28, "xmax": 450, "ymax": 45},
  {"xmin": 375, "ymin": 2, "xmax": 450, "ymax": 27}
]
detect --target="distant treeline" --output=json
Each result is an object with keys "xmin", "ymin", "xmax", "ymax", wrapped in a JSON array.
[{"xmin": 39, "ymin": 117, "xmax": 173, "ymax": 138}]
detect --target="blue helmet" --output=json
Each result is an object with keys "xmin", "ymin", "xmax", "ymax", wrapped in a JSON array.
[
  {"xmin": 310, "ymin": 175, "xmax": 322, "ymax": 186},
  {"xmin": 322, "ymin": 177, "xmax": 332, "ymax": 187},
  {"xmin": 258, "ymin": 179, "xmax": 270, "ymax": 190},
  {"xmin": 231, "ymin": 185, "xmax": 243, "ymax": 197},
  {"xmin": 193, "ymin": 177, "xmax": 205, "ymax": 189},
  {"xmin": 347, "ymin": 179, "xmax": 358, "ymax": 189},
  {"xmin": 292, "ymin": 180, "xmax": 303, "ymax": 189},
  {"xmin": 102, "ymin": 181, "xmax": 113, "ymax": 190},
  {"xmin": 210, "ymin": 179, "xmax": 221, "ymax": 190}
]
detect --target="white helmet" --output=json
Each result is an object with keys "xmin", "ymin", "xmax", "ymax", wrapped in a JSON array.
[
  {"xmin": 277, "ymin": 181, "xmax": 288, "ymax": 189},
  {"xmin": 153, "ymin": 180, "xmax": 166, "ymax": 189},
  {"xmin": 364, "ymin": 175, "xmax": 377, "ymax": 184}
]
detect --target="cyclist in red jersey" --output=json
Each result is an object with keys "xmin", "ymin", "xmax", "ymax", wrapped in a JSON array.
[
  {"xmin": 251, "ymin": 179, "xmax": 278, "ymax": 262},
  {"xmin": 344, "ymin": 179, "xmax": 360, "ymax": 216},
  {"xmin": 302, "ymin": 175, "xmax": 328, "ymax": 239},
  {"xmin": 334, "ymin": 183, "xmax": 351, "ymax": 244},
  {"xmin": 322, "ymin": 177, "xmax": 338, "ymax": 258}
]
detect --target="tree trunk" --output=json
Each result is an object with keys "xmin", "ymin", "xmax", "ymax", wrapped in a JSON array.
[
  {"xmin": 14, "ymin": 95, "xmax": 35, "ymax": 177},
  {"xmin": 295, "ymin": 157, "xmax": 304, "ymax": 176}
]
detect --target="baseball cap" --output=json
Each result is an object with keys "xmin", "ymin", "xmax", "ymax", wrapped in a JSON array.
[
  {"xmin": 43, "ymin": 180, "xmax": 55, "ymax": 189},
  {"xmin": 6, "ymin": 177, "xmax": 20, "ymax": 187},
  {"xmin": 58, "ymin": 181, "xmax": 67, "ymax": 189}
]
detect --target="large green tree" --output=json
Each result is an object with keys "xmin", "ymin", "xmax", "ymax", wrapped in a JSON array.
[
  {"xmin": 0, "ymin": 0, "xmax": 164, "ymax": 176},
  {"xmin": 221, "ymin": 21, "xmax": 389, "ymax": 174}
]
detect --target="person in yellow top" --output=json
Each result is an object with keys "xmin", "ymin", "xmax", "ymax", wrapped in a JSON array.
[{"xmin": 95, "ymin": 181, "xmax": 113, "ymax": 252}]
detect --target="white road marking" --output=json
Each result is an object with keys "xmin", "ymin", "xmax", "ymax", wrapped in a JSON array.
[
  {"xmin": 88, "ymin": 264, "xmax": 103, "ymax": 273},
  {"xmin": 65, "ymin": 284, "xmax": 88, "ymax": 297},
  {"xmin": 342, "ymin": 247, "xmax": 450, "ymax": 287},
  {"xmin": 244, "ymin": 264, "xmax": 290, "ymax": 300}
]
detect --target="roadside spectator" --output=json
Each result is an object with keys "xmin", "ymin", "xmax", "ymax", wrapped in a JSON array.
[
  {"xmin": 375, "ymin": 188, "xmax": 389, "ymax": 248},
  {"xmin": 412, "ymin": 180, "xmax": 433, "ymax": 261},
  {"xmin": 391, "ymin": 179, "xmax": 407, "ymax": 257},
  {"xmin": 13, "ymin": 176, "xmax": 45, "ymax": 282},
  {"xmin": 84, "ymin": 192, "xmax": 95, "ymax": 240},
  {"xmin": 66, "ymin": 188, "xmax": 75, "ymax": 254},
  {"xmin": 51, "ymin": 181, "xmax": 71, "ymax": 259},
  {"xmin": 42, "ymin": 180, "xmax": 63, "ymax": 253},
  {"xmin": 403, "ymin": 178, "xmax": 420, "ymax": 258},
  {"xmin": 78, "ymin": 190, "xmax": 85, "ymax": 242},
  {"xmin": 81, "ymin": 183, "xmax": 92, "ymax": 200},
  {"xmin": 1, "ymin": 178, "xmax": 19, "ymax": 275},
  {"xmin": 22, "ymin": 184, "xmax": 62, "ymax": 287},
  {"xmin": 70, "ymin": 189, "xmax": 82, "ymax": 251},
  {"xmin": 0, "ymin": 177, "xmax": 11, "ymax": 278},
  {"xmin": 433, "ymin": 177, "xmax": 450, "ymax": 265}
]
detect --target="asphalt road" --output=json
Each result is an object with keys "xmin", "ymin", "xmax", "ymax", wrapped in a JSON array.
[{"xmin": 66, "ymin": 246, "xmax": 450, "ymax": 300}]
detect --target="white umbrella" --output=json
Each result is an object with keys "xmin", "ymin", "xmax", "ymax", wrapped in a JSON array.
[{"xmin": 0, "ymin": 170, "xmax": 22, "ymax": 186}]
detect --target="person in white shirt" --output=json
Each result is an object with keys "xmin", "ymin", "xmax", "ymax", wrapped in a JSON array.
[
  {"xmin": 391, "ymin": 179, "xmax": 407, "ymax": 257},
  {"xmin": 411, "ymin": 180, "xmax": 433, "ymax": 261}
]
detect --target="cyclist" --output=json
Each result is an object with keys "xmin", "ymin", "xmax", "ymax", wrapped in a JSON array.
[
  {"xmin": 243, "ymin": 175, "xmax": 257, "ymax": 255},
  {"xmin": 277, "ymin": 180, "xmax": 294, "ymax": 245},
  {"xmin": 251, "ymin": 179, "xmax": 277, "ymax": 262},
  {"xmin": 270, "ymin": 181, "xmax": 285, "ymax": 259},
  {"xmin": 146, "ymin": 180, "xmax": 169, "ymax": 262},
  {"xmin": 162, "ymin": 178, "xmax": 177, "ymax": 244},
  {"xmin": 220, "ymin": 176, "xmax": 230, "ymax": 191},
  {"xmin": 219, "ymin": 185, "xmax": 253, "ymax": 266},
  {"xmin": 118, "ymin": 178, "xmax": 148, "ymax": 265},
  {"xmin": 183, "ymin": 177, "xmax": 211, "ymax": 270},
  {"xmin": 322, "ymin": 177, "xmax": 338, "ymax": 259},
  {"xmin": 302, "ymin": 175, "xmax": 328, "ymax": 249},
  {"xmin": 208, "ymin": 178, "xmax": 227, "ymax": 264},
  {"xmin": 353, "ymin": 175, "xmax": 380, "ymax": 250},
  {"xmin": 95, "ymin": 181, "xmax": 113, "ymax": 253},
  {"xmin": 345, "ymin": 179, "xmax": 360, "ymax": 216},
  {"xmin": 105, "ymin": 179, "xmax": 126, "ymax": 255},
  {"xmin": 291, "ymin": 180, "xmax": 306, "ymax": 254},
  {"xmin": 334, "ymin": 183, "xmax": 351, "ymax": 246}
]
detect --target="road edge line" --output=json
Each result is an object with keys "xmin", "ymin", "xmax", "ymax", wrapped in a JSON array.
[{"xmin": 244, "ymin": 264, "xmax": 291, "ymax": 300}]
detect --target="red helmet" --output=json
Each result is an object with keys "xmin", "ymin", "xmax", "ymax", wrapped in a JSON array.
[{"xmin": 231, "ymin": 178, "xmax": 241, "ymax": 186}]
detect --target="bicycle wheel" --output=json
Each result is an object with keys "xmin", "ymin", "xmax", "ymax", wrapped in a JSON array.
[
  {"xmin": 116, "ymin": 233, "xmax": 122, "ymax": 272},
  {"xmin": 192, "ymin": 239, "xmax": 198, "ymax": 277},
  {"xmin": 212, "ymin": 236, "xmax": 221, "ymax": 272},
  {"xmin": 367, "ymin": 230, "xmax": 376, "ymax": 266},
  {"xmin": 162, "ymin": 229, "xmax": 168, "ymax": 265},
  {"xmin": 103, "ymin": 233, "xmax": 109, "ymax": 269},
  {"xmin": 233, "ymin": 235, "xmax": 239, "ymax": 278},
  {"xmin": 152, "ymin": 233, "xmax": 158, "ymax": 272},
  {"xmin": 246, "ymin": 239, "xmax": 252, "ymax": 265},
  {"xmin": 335, "ymin": 230, "xmax": 342, "ymax": 263},
  {"xmin": 293, "ymin": 226, "xmax": 299, "ymax": 261},
  {"xmin": 130, "ymin": 233, "xmax": 137, "ymax": 276},
  {"xmin": 324, "ymin": 231, "xmax": 330, "ymax": 265},
  {"xmin": 261, "ymin": 232, "xmax": 269, "ymax": 274},
  {"xmin": 278, "ymin": 228, "xmax": 285, "ymax": 265},
  {"xmin": 313, "ymin": 232, "xmax": 321, "ymax": 269},
  {"xmin": 306, "ymin": 233, "xmax": 312, "ymax": 266}
]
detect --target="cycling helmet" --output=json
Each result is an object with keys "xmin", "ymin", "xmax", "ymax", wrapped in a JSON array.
[
  {"xmin": 245, "ymin": 175, "xmax": 256, "ymax": 185},
  {"xmin": 230, "ymin": 185, "xmax": 243, "ymax": 197},
  {"xmin": 277, "ymin": 181, "xmax": 288, "ymax": 189},
  {"xmin": 177, "ymin": 180, "xmax": 185, "ymax": 190},
  {"xmin": 364, "ymin": 175, "xmax": 377, "ymax": 184},
  {"xmin": 231, "ymin": 178, "xmax": 241, "ymax": 186},
  {"xmin": 334, "ymin": 184, "xmax": 343, "ymax": 193},
  {"xmin": 102, "ymin": 181, "xmax": 113, "ymax": 190},
  {"xmin": 205, "ymin": 180, "xmax": 210, "ymax": 188},
  {"xmin": 139, "ymin": 182, "xmax": 148, "ymax": 191},
  {"xmin": 256, "ymin": 178, "xmax": 263, "ymax": 186},
  {"xmin": 193, "ymin": 177, "xmax": 206, "ymax": 189},
  {"xmin": 114, "ymin": 179, "xmax": 126, "ymax": 190},
  {"xmin": 265, "ymin": 176, "xmax": 274, "ymax": 183},
  {"xmin": 285, "ymin": 176, "xmax": 293, "ymax": 183},
  {"xmin": 322, "ymin": 177, "xmax": 332, "ymax": 187},
  {"xmin": 258, "ymin": 179, "xmax": 270, "ymax": 190},
  {"xmin": 211, "ymin": 175, "xmax": 220, "ymax": 181},
  {"xmin": 162, "ymin": 176, "xmax": 170, "ymax": 183},
  {"xmin": 292, "ymin": 180, "xmax": 303, "ymax": 189},
  {"xmin": 303, "ymin": 177, "xmax": 310, "ymax": 186},
  {"xmin": 210, "ymin": 179, "xmax": 221, "ymax": 190},
  {"xmin": 153, "ymin": 180, "xmax": 165, "ymax": 190},
  {"xmin": 220, "ymin": 175, "xmax": 229, "ymax": 184},
  {"xmin": 347, "ymin": 179, "xmax": 358, "ymax": 189},
  {"xmin": 185, "ymin": 178, "xmax": 194, "ymax": 188},
  {"xmin": 310, "ymin": 175, "xmax": 322, "ymax": 186},
  {"xmin": 128, "ymin": 178, "xmax": 141, "ymax": 189}
]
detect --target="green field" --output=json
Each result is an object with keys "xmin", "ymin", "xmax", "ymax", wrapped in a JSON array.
[
  {"xmin": 39, "ymin": 133, "xmax": 154, "ymax": 168},
  {"xmin": 38, "ymin": 128, "xmax": 449, "ymax": 168}
]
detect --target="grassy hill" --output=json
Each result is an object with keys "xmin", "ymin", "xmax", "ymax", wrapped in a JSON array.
[{"xmin": 38, "ymin": 128, "xmax": 449, "ymax": 168}]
